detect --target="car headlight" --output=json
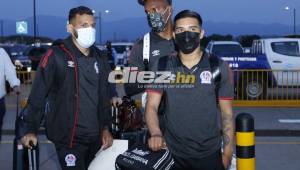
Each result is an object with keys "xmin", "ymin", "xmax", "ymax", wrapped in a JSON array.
[
  {"xmin": 27, "ymin": 67, "xmax": 32, "ymax": 72},
  {"xmin": 14, "ymin": 60, "xmax": 23, "ymax": 67}
]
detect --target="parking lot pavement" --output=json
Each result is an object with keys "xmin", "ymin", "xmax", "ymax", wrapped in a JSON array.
[{"xmin": 1, "ymin": 136, "xmax": 300, "ymax": 170}]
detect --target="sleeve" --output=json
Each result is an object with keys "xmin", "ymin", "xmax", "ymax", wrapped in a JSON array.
[
  {"xmin": 124, "ymin": 40, "xmax": 146, "ymax": 96},
  {"xmin": 25, "ymin": 48, "xmax": 56, "ymax": 134},
  {"xmin": 218, "ymin": 61, "xmax": 234, "ymax": 100},
  {"xmin": 2, "ymin": 48, "xmax": 20, "ymax": 87}
]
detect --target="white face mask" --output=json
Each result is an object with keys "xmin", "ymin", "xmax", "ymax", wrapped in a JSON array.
[{"xmin": 75, "ymin": 27, "xmax": 96, "ymax": 48}]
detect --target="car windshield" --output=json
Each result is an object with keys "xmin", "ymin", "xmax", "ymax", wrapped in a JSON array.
[
  {"xmin": 271, "ymin": 41, "xmax": 300, "ymax": 57},
  {"xmin": 212, "ymin": 44, "xmax": 243, "ymax": 55}
]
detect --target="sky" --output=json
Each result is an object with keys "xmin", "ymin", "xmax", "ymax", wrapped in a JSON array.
[{"xmin": 0, "ymin": 0, "xmax": 299, "ymax": 25}]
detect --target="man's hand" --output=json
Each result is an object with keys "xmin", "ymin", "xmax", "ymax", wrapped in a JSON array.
[
  {"xmin": 222, "ymin": 153, "xmax": 232, "ymax": 169},
  {"xmin": 21, "ymin": 133, "xmax": 37, "ymax": 149},
  {"xmin": 111, "ymin": 97, "xmax": 122, "ymax": 107},
  {"xmin": 148, "ymin": 134, "xmax": 166, "ymax": 152},
  {"xmin": 101, "ymin": 129, "xmax": 113, "ymax": 150},
  {"xmin": 13, "ymin": 86, "xmax": 21, "ymax": 95}
]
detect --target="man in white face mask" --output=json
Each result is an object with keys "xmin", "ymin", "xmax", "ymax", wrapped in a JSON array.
[{"xmin": 21, "ymin": 6, "xmax": 116, "ymax": 170}]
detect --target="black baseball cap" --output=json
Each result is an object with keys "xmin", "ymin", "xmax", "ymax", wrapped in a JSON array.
[{"xmin": 138, "ymin": 0, "xmax": 172, "ymax": 6}]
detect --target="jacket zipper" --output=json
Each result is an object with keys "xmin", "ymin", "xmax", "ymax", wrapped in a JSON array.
[{"xmin": 60, "ymin": 44, "xmax": 79, "ymax": 148}]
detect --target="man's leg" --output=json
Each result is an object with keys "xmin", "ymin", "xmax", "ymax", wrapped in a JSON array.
[
  {"xmin": 0, "ymin": 97, "xmax": 6, "ymax": 141},
  {"xmin": 172, "ymin": 150, "xmax": 225, "ymax": 170},
  {"xmin": 55, "ymin": 143, "xmax": 89, "ymax": 170},
  {"xmin": 85, "ymin": 136, "xmax": 101, "ymax": 169}
]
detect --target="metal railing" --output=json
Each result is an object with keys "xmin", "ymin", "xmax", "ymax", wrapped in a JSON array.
[
  {"xmin": 16, "ymin": 71, "xmax": 35, "ymax": 84},
  {"xmin": 15, "ymin": 70, "xmax": 300, "ymax": 107},
  {"xmin": 233, "ymin": 69, "xmax": 300, "ymax": 107}
]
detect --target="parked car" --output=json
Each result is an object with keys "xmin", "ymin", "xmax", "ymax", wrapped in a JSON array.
[
  {"xmin": 0, "ymin": 44, "xmax": 30, "ymax": 71},
  {"xmin": 111, "ymin": 42, "xmax": 133, "ymax": 67},
  {"xmin": 205, "ymin": 39, "xmax": 300, "ymax": 99},
  {"xmin": 205, "ymin": 41, "xmax": 244, "ymax": 55},
  {"xmin": 24, "ymin": 44, "xmax": 50, "ymax": 71}
]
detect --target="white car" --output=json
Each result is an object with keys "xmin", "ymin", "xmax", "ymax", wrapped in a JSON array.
[{"xmin": 111, "ymin": 42, "xmax": 133, "ymax": 66}]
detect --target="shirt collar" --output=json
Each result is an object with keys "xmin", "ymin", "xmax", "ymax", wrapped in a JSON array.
[
  {"xmin": 150, "ymin": 31, "xmax": 174, "ymax": 43},
  {"xmin": 175, "ymin": 52, "xmax": 208, "ymax": 70}
]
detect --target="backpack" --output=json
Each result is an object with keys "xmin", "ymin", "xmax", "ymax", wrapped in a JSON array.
[{"xmin": 115, "ymin": 144, "xmax": 174, "ymax": 170}]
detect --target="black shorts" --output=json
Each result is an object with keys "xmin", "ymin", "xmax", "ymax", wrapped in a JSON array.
[
  {"xmin": 172, "ymin": 149, "xmax": 225, "ymax": 170},
  {"xmin": 55, "ymin": 136, "xmax": 101, "ymax": 170}
]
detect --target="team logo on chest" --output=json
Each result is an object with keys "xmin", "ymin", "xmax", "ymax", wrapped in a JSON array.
[
  {"xmin": 67, "ymin": 61, "xmax": 75, "ymax": 68},
  {"xmin": 200, "ymin": 71, "xmax": 212, "ymax": 84},
  {"xmin": 94, "ymin": 62, "xmax": 99, "ymax": 74},
  {"xmin": 65, "ymin": 154, "xmax": 76, "ymax": 167}
]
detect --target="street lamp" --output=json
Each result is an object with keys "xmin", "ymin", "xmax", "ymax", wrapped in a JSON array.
[
  {"xmin": 93, "ymin": 10, "xmax": 110, "ymax": 45},
  {"xmin": 285, "ymin": 6, "xmax": 297, "ymax": 35},
  {"xmin": 0, "ymin": 20, "xmax": 3, "ymax": 37}
]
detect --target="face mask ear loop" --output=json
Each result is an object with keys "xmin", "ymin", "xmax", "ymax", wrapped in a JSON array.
[{"xmin": 163, "ymin": 7, "xmax": 171, "ymax": 24}]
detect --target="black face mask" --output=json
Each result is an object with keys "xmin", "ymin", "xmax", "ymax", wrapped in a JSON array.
[
  {"xmin": 175, "ymin": 31, "xmax": 201, "ymax": 54},
  {"xmin": 147, "ymin": 8, "xmax": 170, "ymax": 32}
]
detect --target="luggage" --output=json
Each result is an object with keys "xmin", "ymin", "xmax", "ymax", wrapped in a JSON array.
[
  {"xmin": 13, "ymin": 94, "xmax": 39, "ymax": 170},
  {"xmin": 111, "ymin": 98, "xmax": 148, "ymax": 148},
  {"xmin": 115, "ymin": 144, "xmax": 174, "ymax": 170},
  {"xmin": 27, "ymin": 142, "xmax": 38, "ymax": 170}
]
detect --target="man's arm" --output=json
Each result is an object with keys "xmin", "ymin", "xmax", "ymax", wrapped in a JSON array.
[
  {"xmin": 217, "ymin": 61, "xmax": 235, "ymax": 168},
  {"xmin": 145, "ymin": 90, "xmax": 165, "ymax": 151},
  {"xmin": 2, "ymin": 48, "xmax": 20, "ymax": 88},
  {"xmin": 219, "ymin": 99, "xmax": 234, "ymax": 168},
  {"xmin": 22, "ymin": 49, "xmax": 56, "ymax": 148}
]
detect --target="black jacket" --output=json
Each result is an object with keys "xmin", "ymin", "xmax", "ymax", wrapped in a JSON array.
[{"xmin": 25, "ymin": 37, "xmax": 113, "ymax": 148}]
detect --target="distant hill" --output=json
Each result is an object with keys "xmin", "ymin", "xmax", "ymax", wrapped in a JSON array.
[{"xmin": 1, "ymin": 15, "xmax": 299, "ymax": 42}]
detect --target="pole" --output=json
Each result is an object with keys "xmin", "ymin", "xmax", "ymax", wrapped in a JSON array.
[
  {"xmin": 0, "ymin": 20, "xmax": 3, "ymax": 37},
  {"xmin": 0, "ymin": 20, "xmax": 3, "ymax": 43},
  {"xmin": 236, "ymin": 113, "xmax": 255, "ymax": 170},
  {"xmin": 99, "ymin": 12, "xmax": 102, "ymax": 45},
  {"xmin": 294, "ymin": 8, "xmax": 296, "ymax": 35},
  {"xmin": 33, "ymin": 0, "xmax": 37, "ymax": 43}
]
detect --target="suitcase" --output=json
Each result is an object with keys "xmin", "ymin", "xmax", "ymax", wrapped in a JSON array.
[
  {"xmin": 13, "ymin": 94, "xmax": 39, "ymax": 170},
  {"xmin": 27, "ymin": 142, "xmax": 38, "ymax": 170}
]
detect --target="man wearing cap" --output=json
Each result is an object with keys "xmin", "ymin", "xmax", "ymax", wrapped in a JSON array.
[{"xmin": 124, "ymin": 0, "xmax": 175, "ymax": 96}]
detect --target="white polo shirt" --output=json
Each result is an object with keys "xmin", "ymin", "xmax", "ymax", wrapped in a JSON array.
[{"xmin": 0, "ymin": 47, "xmax": 20, "ymax": 98}]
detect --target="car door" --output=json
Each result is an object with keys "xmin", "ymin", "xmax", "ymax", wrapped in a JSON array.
[{"xmin": 266, "ymin": 39, "xmax": 300, "ymax": 86}]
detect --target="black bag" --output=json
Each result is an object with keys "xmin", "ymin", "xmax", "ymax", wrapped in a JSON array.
[{"xmin": 115, "ymin": 144, "xmax": 174, "ymax": 170}]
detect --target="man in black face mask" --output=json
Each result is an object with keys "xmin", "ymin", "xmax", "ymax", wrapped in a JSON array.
[
  {"xmin": 145, "ymin": 10, "xmax": 234, "ymax": 170},
  {"xmin": 124, "ymin": 0, "xmax": 175, "ymax": 96}
]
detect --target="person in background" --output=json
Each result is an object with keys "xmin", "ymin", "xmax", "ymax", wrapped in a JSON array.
[
  {"xmin": 0, "ymin": 47, "xmax": 21, "ymax": 141},
  {"xmin": 124, "ymin": 0, "xmax": 175, "ymax": 96}
]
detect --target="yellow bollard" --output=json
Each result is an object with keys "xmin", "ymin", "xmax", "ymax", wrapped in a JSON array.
[{"xmin": 236, "ymin": 113, "xmax": 255, "ymax": 170}]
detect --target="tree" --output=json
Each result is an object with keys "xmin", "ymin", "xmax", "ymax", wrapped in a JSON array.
[{"xmin": 237, "ymin": 35, "xmax": 261, "ymax": 47}]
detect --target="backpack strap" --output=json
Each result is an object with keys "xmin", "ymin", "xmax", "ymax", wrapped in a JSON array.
[
  {"xmin": 208, "ymin": 54, "xmax": 222, "ymax": 101},
  {"xmin": 143, "ymin": 32, "xmax": 150, "ymax": 71}
]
